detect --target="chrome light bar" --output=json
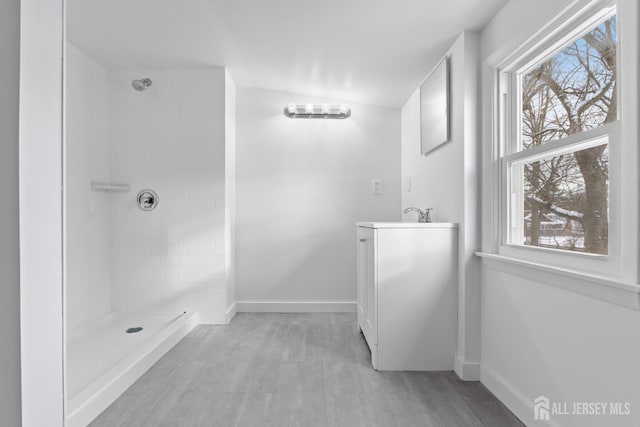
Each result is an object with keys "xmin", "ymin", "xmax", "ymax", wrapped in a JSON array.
[{"xmin": 284, "ymin": 103, "xmax": 351, "ymax": 119}]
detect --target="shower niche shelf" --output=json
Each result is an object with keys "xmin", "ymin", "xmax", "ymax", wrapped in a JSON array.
[{"xmin": 90, "ymin": 181, "xmax": 130, "ymax": 193}]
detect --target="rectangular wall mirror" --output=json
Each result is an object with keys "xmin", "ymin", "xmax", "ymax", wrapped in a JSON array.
[{"xmin": 420, "ymin": 56, "xmax": 450, "ymax": 155}]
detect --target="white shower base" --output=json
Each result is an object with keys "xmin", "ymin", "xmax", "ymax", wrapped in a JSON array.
[{"xmin": 66, "ymin": 311, "xmax": 198, "ymax": 427}]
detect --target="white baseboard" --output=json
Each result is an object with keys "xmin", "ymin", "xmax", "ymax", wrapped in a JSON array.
[
  {"xmin": 236, "ymin": 300, "xmax": 357, "ymax": 313},
  {"xmin": 481, "ymin": 364, "xmax": 561, "ymax": 427},
  {"xmin": 454, "ymin": 354, "xmax": 481, "ymax": 380},
  {"xmin": 225, "ymin": 302, "xmax": 237, "ymax": 323}
]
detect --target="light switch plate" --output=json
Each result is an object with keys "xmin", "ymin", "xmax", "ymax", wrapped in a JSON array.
[{"xmin": 372, "ymin": 179, "xmax": 383, "ymax": 195}]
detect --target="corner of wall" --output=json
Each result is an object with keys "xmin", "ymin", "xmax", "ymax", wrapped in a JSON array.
[
  {"xmin": 224, "ymin": 69, "xmax": 237, "ymax": 322},
  {"xmin": 459, "ymin": 29, "xmax": 482, "ymax": 368},
  {"xmin": 454, "ymin": 354, "xmax": 481, "ymax": 381},
  {"xmin": 400, "ymin": 31, "xmax": 483, "ymax": 378}
]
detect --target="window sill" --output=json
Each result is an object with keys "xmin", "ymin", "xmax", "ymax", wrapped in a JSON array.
[
  {"xmin": 502, "ymin": 242, "xmax": 609, "ymax": 260},
  {"xmin": 476, "ymin": 252, "xmax": 640, "ymax": 311}
]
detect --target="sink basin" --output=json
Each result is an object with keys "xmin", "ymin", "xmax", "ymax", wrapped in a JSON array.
[{"xmin": 356, "ymin": 221, "xmax": 458, "ymax": 229}]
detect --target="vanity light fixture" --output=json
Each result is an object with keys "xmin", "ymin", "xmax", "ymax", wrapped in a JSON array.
[{"xmin": 284, "ymin": 103, "xmax": 351, "ymax": 119}]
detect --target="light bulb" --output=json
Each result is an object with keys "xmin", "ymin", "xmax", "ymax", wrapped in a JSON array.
[
  {"xmin": 305, "ymin": 103, "xmax": 314, "ymax": 114},
  {"xmin": 321, "ymin": 104, "xmax": 330, "ymax": 114},
  {"xmin": 339, "ymin": 104, "xmax": 350, "ymax": 115},
  {"xmin": 287, "ymin": 103, "xmax": 297, "ymax": 115}
]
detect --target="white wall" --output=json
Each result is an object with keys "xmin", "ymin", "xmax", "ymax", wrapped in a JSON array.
[
  {"xmin": 107, "ymin": 67, "xmax": 229, "ymax": 324},
  {"xmin": 65, "ymin": 43, "xmax": 112, "ymax": 330},
  {"xmin": 235, "ymin": 88, "xmax": 401, "ymax": 310},
  {"xmin": 480, "ymin": 1, "xmax": 640, "ymax": 426},
  {"xmin": 20, "ymin": 0, "xmax": 65, "ymax": 424},
  {"xmin": 481, "ymin": 262, "xmax": 640, "ymax": 427},
  {"xmin": 400, "ymin": 32, "xmax": 482, "ymax": 379},
  {"xmin": 401, "ymin": 86, "xmax": 462, "ymax": 220},
  {"xmin": 0, "ymin": 0, "xmax": 22, "ymax": 424}
]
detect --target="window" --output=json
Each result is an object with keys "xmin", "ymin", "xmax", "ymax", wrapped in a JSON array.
[{"xmin": 501, "ymin": 11, "xmax": 617, "ymax": 256}]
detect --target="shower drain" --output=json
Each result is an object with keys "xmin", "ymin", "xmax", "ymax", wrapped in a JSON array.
[{"xmin": 126, "ymin": 327, "xmax": 143, "ymax": 334}]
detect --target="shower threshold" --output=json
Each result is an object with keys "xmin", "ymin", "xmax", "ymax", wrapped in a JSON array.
[{"xmin": 66, "ymin": 311, "xmax": 198, "ymax": 427}]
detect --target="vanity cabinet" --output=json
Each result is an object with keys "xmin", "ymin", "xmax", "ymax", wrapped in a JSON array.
[
  {"xmin": 356, "ymin": 226, "xmax": 377, "ymax": 363},
  {"xmin": 356, "ymin": 222, "xmax": 457, "ymax": 371}
]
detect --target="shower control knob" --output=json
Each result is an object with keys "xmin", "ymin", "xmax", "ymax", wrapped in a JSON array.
[{"xmin": 137, "ymin": 189, "xmax": 159, "ymax": 211}]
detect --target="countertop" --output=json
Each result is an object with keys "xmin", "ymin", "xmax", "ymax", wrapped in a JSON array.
[{"xmin": 356, "ymin": 222, "xmax": 458, "ymax": 229}]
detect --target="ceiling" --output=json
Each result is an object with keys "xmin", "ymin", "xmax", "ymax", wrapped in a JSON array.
[{"xmin": 67, "ymin": 0, "xmax": 507, "ymax": 108}]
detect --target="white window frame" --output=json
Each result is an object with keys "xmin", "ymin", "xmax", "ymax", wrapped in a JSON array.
[{"xmin": 492, "ymin": 0, "xmax": 637, "ymax": 282}]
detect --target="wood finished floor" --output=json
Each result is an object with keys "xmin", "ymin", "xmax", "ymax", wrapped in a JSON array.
[{"xmin": 91, "ymin": 313, "xmax": 523, "ymax": 427}]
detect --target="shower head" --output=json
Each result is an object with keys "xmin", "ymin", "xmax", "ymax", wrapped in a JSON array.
[{"xmin": 132, "ymin": 78, "xmax": 152, "ymax": 92}]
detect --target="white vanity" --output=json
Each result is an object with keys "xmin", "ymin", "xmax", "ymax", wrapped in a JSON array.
[{"xmin": 356, "ymin": 222, "xmax": 457, "ymax": 371}]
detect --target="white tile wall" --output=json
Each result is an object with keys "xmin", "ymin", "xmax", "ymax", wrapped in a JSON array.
[
  {"xmin": 65, "ymin": 44, "xmax": 112, "ymax": 329},
  {"xmin": 66, "ymin": 50, "xmax": 233, "ymax": 326},
  {"xmin": 108, "ymin": 67, "xmax": 229, "ymax": 324}
]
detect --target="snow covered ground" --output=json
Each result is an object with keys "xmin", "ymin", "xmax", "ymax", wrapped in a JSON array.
[{"xmin": 533, "ymin": 235, "xmax": 584, "ymax": 249}]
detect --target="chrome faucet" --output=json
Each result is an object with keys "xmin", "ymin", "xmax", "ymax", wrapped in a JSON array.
[{"xmin": 403, "ymin": 207, "xmax": 432, "ymax": 223}]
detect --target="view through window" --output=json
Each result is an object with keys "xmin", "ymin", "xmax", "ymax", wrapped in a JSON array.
[{"xmin": 513, "ymin": 15, "xmax": 616, "ymax": 255}]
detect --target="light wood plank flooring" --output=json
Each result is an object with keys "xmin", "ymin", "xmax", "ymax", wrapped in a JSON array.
[{"xmin": 91, "ymin": 313, "xmax": 523, "ymax": 427}]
